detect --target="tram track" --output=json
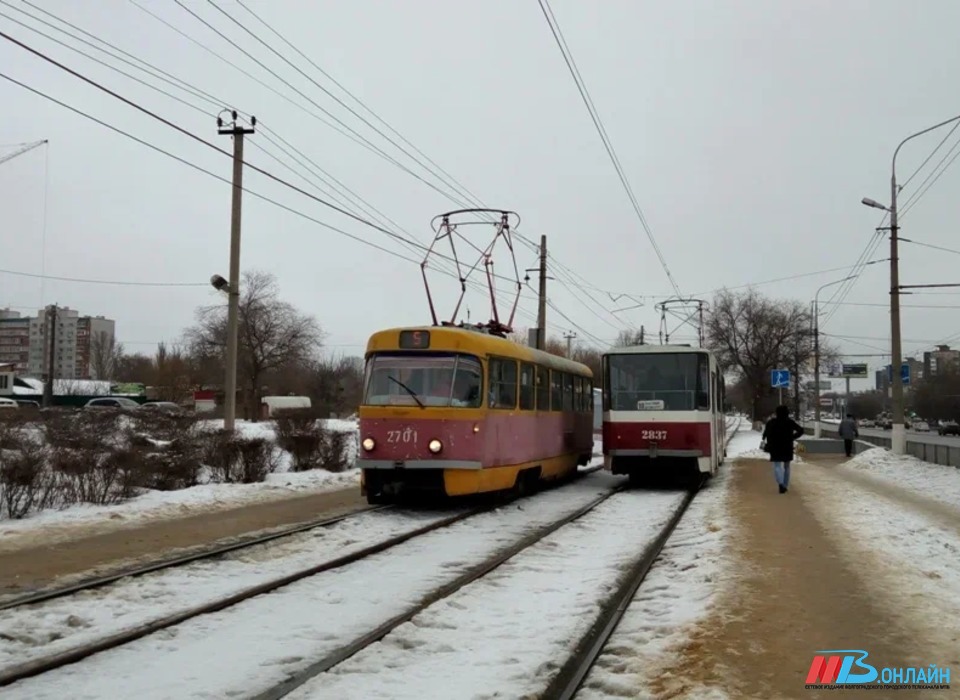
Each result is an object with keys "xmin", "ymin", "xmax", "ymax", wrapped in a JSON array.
[
  {"xmin": 0, "ymin": 465, "xmax": 607, "ymax": 691},
  {"xmin": 550, "ymin": 417, "xmax": 744, "ymax": 699},
  {"xmin": 0, "ymin": 505, "xmax": 389, "ymax": 612},
  {"xmin": 255, "ymin": 422, "xmax": 742, "ymax": 698},
  {"xmin": 0, "ymin": 423, "xmax": 734, "ymax": 697}
]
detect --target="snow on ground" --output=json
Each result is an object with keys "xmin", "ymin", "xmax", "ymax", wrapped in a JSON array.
[
  {"xmin": 834, "ymin": 446, "xmax": 960, "ymax": 513},
  {"xmin": 0, "ymin": 419, "xmax": 360, "ymax": 550},
  {"xmin": 801, "ymin": 462, "xmax": 960, "ymax": 661},
  {"xmin": 576, "ymin": 425, "xmax": 755, "ymax": 700},
  {"xmin": 0, "ymin": 507, "xmax": 458, "ymax": 672},
  {"xmin": 2, "ymin": 473, "xmax": 627, "ymax": 700},
  {"xmin": 291, "ymin": 491, "xmax": 687, "ymax": 700}
]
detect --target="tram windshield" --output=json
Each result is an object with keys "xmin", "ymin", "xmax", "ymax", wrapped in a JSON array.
[
  {"xmin": 605, "ymin": 352, "xmax": 710, "ymax": 411},
  {"xmin": 363, "ymin": 352, "xmax": 483, "ymax": 408}
]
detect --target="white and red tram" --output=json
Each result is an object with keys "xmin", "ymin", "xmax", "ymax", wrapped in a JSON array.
[{"xmin": 601, "ymin": 344, "xmax": 726, "ymax": 485}]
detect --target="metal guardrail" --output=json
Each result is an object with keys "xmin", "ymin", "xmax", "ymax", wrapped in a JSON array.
[{"xmin": 802, "ymin": 422, "xmax": 960, "ymax": 469}]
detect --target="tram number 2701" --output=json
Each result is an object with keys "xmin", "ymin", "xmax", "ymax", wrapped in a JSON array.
[
  {"xmin": 386, "ymin": 428, "xmax": 418, "ymax": 444},
  {"xmin": 641, "ymin": 430, "xmax": 668, "ymax": 441}
]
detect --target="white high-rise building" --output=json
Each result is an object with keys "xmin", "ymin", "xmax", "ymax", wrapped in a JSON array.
[{"xmin": 0, "ymin": 306, "xmax": 116, "ymax": 380}]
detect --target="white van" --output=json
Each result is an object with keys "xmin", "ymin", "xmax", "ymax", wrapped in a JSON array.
[{"xmin": 260, "ymin": 395, "xmax": 311, "ymax": 418}]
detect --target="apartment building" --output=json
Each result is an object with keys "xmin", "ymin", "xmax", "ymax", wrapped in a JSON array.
[
  {"xmin": 0, "ymin": 307, "xmax": 116, "ymax": 380},
  {"xmin": 923, "ymin": 345, "xmax": 960, "ymax": 378}
]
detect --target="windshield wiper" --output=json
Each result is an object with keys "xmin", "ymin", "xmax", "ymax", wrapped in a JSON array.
[{"xmin": 387, "ymin": 375, "xmax": 425, "ymax": 408}]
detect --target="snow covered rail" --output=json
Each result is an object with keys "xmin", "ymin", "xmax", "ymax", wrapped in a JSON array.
[
  {"xmin": 248, "ymin": 486, "xmax": 626, "ymax": 700},
  {"xmin": 0, "ymin": 504, "xmax": 489, "ymax": 690},
  {"xmin": 546, "ymin": 415, "xmax": 743, "ymax": 700},
  {"xmin": 0, "ymin": 505, "xmax": 392, "ymax": 612}
]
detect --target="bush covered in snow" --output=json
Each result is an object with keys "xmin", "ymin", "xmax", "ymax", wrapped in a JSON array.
[{"xmin": 0, "ymin": 408, "xmax": 357, "ymax": 520}]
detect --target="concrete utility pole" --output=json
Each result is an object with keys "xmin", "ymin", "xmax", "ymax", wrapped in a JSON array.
[
  {"xmin": 218, "ymin": 110, "xmax": 255, "ymax": 431},
  {"xmin": 536, "ymin": 234, "xmax": 547, "ymax": 350},
  {"xmin": 43, "ymin": 304, "xmax": 56, "ymax": 407},
  {"xmin": 862, "ymin": 111, "xmax": 960, "ymax": 454},
  {"xmin": 564, "ymin": 331, "xmax": 577, "ymax": 357}
]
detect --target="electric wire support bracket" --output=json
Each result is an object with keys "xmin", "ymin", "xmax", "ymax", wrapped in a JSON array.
[
  {"xmin": 420, "ymin": 208, "xmax": 522, "ymax": 338},
  {"xmin": 655, "ymin": 297, "xmax": 708, "ymax": 346}
]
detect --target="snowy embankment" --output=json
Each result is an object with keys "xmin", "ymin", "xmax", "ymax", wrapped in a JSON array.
[
  {"xmin": 2, "ymin": 475, "xmax": 625, "ymax": 700},
  {"xmin": 577, "ymin": 426, "xmax": 758, "ymax": 700},
  {"xmin": 292, "ymin": 491, "xmax": 687, "ymax": 699},
  {"xmin": 801, "ymin": 460, "xmax": 960, "ymax": 660},
  {"xmin": 0, "ymin": 507, "xmax": 455, "ymax": 673},
  {"xmin": 836, "ymin": 446, "xmax": 960, "ymax": 513},
  {"xmin": 0, "ymin": 419, "xmax": 360, "ymax": 549}
]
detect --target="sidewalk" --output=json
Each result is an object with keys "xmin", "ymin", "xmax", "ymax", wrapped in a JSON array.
[
  {"xmin": 653, "ymin": 455, "xmax": 926, "ymax": 700},
  {"xmin": 0, "ymin": 486, "xmax": 365, "ymax": 597}
]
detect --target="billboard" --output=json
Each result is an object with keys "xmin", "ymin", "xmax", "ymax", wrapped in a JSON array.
[
  {"xmin": 840, "ymin": 363, "xmax": 868, "ymax": 378},
  {"xmin": 803, "ymin": 380, "xmax": 832, "ymax": 391}
]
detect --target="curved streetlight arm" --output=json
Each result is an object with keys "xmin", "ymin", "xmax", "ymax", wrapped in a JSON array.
[{"xmin": 893, "ymin": 112, "xmax": 960, "ymax": 183}]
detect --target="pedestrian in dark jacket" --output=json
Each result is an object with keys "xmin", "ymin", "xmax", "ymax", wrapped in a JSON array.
[
  {"xmin": 762, "ymin": 405, "xmax": 805, "ymax": 493},
  {"xmin": 838, "ymin": 414, "xmax": 859, "ymax": 457}
]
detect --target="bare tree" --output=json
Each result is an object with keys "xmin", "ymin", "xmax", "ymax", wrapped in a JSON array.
[
  {"xmin": 613, "ymin": 329, "xmax": 646, "ymax": 347},
  {"xmin": 705, "ymin": 288, "xmax": 817, "ymax": 421},
  {"xmin": 90, "ymin": 332, "xmax": 123, "ymax": 380},
  {"xmin": 185, "ymin": 270, "xmax": 324, "ymax": 420}
]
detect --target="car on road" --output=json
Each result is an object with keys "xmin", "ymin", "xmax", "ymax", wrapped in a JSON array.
[
  {"xmin": 84, "ymin": 397, "xmax": 142, "ymax": 410},
  {"xmin": 913, "ymin": 420, "xmax": 931, "ymax": 432},
  {"xmin": 938, "ymin": 421, "xmax": 960, "ymax": 436}
]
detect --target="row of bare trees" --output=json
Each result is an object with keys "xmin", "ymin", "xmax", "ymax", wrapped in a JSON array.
[
  {"xmin": 102, "ymin": 270, "xmax": 362, "ymax": 419},
  {"xmin": 95, "ymin": 269, "xmax": 830, "ymax": 422}
]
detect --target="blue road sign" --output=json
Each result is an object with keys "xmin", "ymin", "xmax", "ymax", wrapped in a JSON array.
[
  {"xmin": 887, "ymin": 363, "xmax": 910, "ymax": 385},
  {"xmin": 771, "ymin": 369, "xmax": 790, "ymax": 388}
]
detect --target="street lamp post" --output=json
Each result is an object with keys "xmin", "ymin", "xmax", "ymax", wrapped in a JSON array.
[
  {"xmin": 813, "ymin": 276, "xmax": 855, "ymax": 438},
  {"xmin": 862, "ymin": 111, "xmax": 960, "ymax": 455}
]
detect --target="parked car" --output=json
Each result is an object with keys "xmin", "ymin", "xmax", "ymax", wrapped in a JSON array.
[
  {"xmin": 913, "ymin": 420, "xmax": 931, "ymax": 432},
  {"xmin": 84, "ymin": 397, "xmax": 141, "ymax": 410},
  {"xmin": 139, "ymin": 401, "xmax": 187, "ymax": 414},
  {"xmin": 0, "ymin": 397, "xmax": 18, "ymax": 411},
  {"xmin": 939, "ymin": 421, "xmax": 960, "ymax": 436}
]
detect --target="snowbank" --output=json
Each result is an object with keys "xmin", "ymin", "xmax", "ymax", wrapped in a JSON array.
[
  {"xmin": 837, "ymin": 446, "xmax": 960, "ymax": 513},
  {"xmin": 802, "ymin": 463, "xmax": 960, "ymax": 657}
]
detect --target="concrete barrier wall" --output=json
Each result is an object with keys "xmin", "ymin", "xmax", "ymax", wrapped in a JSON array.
[{"xmin": 806, "ymin": 424, "xmax": 960, "ymax": 468}]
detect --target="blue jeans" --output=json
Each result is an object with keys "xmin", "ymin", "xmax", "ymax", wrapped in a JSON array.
[{"xmin": 773, "ymin": 461, "xmax": 791, "ymax": 488}]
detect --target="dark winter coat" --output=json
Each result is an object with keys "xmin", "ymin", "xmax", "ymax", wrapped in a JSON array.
[
  {"xmin": 838, "ymin": 418, "xmax": 859, "ymax": 440},
  {"xmin": 762, "ymin": 416, "xmax": 805, "ymax": 462}
]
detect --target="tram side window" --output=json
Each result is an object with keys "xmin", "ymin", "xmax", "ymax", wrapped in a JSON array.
[
  {"xmin": 573, "ymin": 376, "xmax": 582, "ymax": 411},
  {"xmin": 519, "ymin": 363, "xmax": 535, "ymax": 410},
  {"xmin": 489, "ymin": 358, "xmax": 518, "ymax": 409},
  {"xmin": 697, "ymin": 354, "xmax": 710, "ymax": 410},
  {"xmin": 536, "ymin": 365, "xmax": 549, "ymax": 410},
  {"xmin": 562, "ymin": 373, "xmax": 574, "ymax": 411},
  {"xmin": 550, "ymin": 370, "xmax": 563, "ymax": 411}
]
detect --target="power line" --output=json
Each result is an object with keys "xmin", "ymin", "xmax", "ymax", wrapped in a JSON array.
[
  {"xmin": 169, "ymin": 0, "xmax": 471, "ymax": 207},
  {"xmin": 535, "ymin": 0, "xmax": 682, "ymax": 299},
  {"xmin": 0, "ymin": 71, "xmax": 543, "ymax": 328},
  {"xmin": 0, "ymin": 267, "xmax": 207, "ymax": 287}
]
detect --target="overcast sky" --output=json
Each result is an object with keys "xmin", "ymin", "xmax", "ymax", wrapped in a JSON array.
[{"xmin": 2, "ymin": 0, "xmax": 959, "ymax": 390}]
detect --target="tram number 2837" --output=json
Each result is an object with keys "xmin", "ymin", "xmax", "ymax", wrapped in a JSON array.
[{"xmin": 641, "ymin": 429, "xmax": 668, "ymax": 441}]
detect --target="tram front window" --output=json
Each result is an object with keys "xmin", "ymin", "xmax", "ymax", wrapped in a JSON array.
[
  {"xmin": 606, "ymin": 353, "xmax": 710, "ymax": 411},
  {"xmin": 363, "ymin": 353, "xmax": 483, "ymax": 407}
]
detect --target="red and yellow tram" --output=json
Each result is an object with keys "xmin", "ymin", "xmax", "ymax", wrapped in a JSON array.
[
  {"xmin": 601, "ymin": 344, "xmax": 726, "ymax": 486},
  {"xmin": 358, "ymin": 325, "xmax": 595, "ymax": 503}
]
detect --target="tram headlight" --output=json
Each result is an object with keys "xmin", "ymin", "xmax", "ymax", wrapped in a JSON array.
[
  {"xmin": 428, "ymin": 439, "xmax": 442, "ymax": 454},
  {"xmin": 362, "ymin": 437, "xmax": 375, "ymax": 451}
]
